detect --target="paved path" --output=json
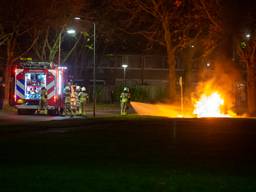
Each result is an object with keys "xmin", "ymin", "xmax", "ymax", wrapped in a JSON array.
[{"xmin": 0, "ymin": 105, "xmax": 122, "ymax": 124}]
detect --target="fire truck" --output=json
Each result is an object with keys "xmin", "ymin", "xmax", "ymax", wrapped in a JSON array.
[{"xmin": 12, "ymin": 61, "xmax": 67, "ymax": 115}]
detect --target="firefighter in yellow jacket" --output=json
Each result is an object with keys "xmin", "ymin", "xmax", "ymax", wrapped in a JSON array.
[
  {"xmin": 75, "ymin": 85, "xmax": 81, "ymax": 115},
  {"xmin": 63, "ymin": 85, "xmax": 73, "ymax": 116},
  {"xmin": 38, "ymin": 87, "xmax": 48, "ymax": 115},
  {"xmin": 78, "ymin": 87, "xmax": 89, "ymax": 116},
  {"xmin": 120, "ymin": 87, "xmax": 131, "ymax": 115}
]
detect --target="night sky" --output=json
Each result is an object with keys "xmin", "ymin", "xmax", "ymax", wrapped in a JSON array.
[{"xmin": 224, "ymin": 0, "xmax": 256, "ymax": 31}]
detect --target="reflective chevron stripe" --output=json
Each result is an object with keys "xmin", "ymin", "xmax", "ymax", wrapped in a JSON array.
[
  {"xmin": 47, "ymin": 70, "xmax": 56, "ymax": 100},
  {"xmin": 46, "ymin": 79, "xmax": 55, "ymax": 92},
  {"xmin": 15, "ymin": 69, "xmax": 25, "ymax": 99}
]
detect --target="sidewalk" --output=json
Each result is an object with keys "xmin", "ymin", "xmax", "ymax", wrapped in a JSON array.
[{"xmin": 0, "ymin": 104, "xmax": 134, "ymax": 124}]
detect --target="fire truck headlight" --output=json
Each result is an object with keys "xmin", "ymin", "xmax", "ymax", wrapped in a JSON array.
[{"xmin": 17, "ymin": 99, "xmax": 25, "ymax": 104}]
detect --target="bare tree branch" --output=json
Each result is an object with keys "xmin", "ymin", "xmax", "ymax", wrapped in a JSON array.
[
  {"xmin": 13, "ymin": 34, "xmax": 39, "ymax": 62},
  {"xmin": 199, "ymin": 0, "xmax": 222, "ymax": 31}
]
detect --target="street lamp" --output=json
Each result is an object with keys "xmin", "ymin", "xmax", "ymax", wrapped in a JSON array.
[
  {"xmin": 67, "ymin": 29, "xmax": 76, "ymax": 35},
  {"xmin": 245, "ymin": 33, "xmax": 251, "ymax": 39},
  {"xmin": 58, "ymin": 27, "xmax": 76, "ymax": 75},
  {"xmin": 122, "ymin": 64, "xmax": 128, "ymax": 86},
  {"xmin": 57, "ymin": 28, "xmax": 76, "ymax": 113},
  {"xmin": 74, "ymin": 17, "xmax": 81, "ymax": 20}
]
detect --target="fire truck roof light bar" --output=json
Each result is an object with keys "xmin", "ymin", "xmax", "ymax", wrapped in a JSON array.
[
  {"xmin": 19, "ymin": 62, "xmax": 55, "ymax": 69},
  {"xmin": 58, "ymin": 66, "xmax": 67, "ymax": 70}
]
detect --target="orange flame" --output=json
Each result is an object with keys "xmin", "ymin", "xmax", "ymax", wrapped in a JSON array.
[
  {"xmin": 130, "ymin": 78, "xmax": 237, "ymax": 118},
  {"xmin": 193, "ymin": 92, "xmax": 229, "ymax": 117}
]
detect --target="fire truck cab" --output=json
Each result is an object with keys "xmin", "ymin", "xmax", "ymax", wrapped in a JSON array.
[{"xmin": 12, "ymin": 61, "xmax": 66, "ymax": 115}]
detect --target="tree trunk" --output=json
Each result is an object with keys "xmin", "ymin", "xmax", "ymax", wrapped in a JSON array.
[
  {"xmin": 183, "ymin": 49, "xmax": 193, "ymax": 103},
  {"xmin": 247, "ymin": 64, "xmax": 256, "ymax": 116},
  {"xmin": 167, "ymin": 52, "xmax": 176, "ymax": 102},
  {"xmin": 162, "ymin": 16, "xmax": 176, "ymax": 102},
  {"xmin": 184, "ymin": 64, "xmax": 193, "ymax": 98},
  {"xmin": 3, "ymin": 61, "xmax": 13, "ymax": 110},
  {"xmin": 3, "ymin": 38, "xmax": 16, "ymax": 111}
]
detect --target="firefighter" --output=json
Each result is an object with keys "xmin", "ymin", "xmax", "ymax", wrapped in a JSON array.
[
  {"xmin": 78, "ymin": 87, "xmax": 89, "ymax": 116},
  {"xmin": 75, "ymin": 85, "xmax": 81, "ymax": 115},
  {"xmin": 120, "ymin": 87, "xmax": 131, "ymax": 115},
  {"xmin": 38, "ymin": 87, "xmax": 48, "ymax": 115},
  {"xmin": 63, "ymin": 85, "xmax": 73, "ymax": 116},
  {"xmin": 70, "ymin": 84, "xmax": 77, "ymax": 114}
]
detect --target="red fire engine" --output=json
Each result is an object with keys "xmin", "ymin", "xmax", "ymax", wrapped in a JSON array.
[{"xmin": 11, "ymin": 61, "xmax": 67, "ymax": 115}]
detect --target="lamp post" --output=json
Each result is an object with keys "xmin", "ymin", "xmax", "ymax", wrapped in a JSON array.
[
  {"xmin": 58, "ymin": 28, "xmax": 76, "ymax": 71},
  {"xmin": 93, "ymin": 23, "xmax": 96, "ymax": 118},
  {"xmin": 57, "ymin": 32, "xmax": 63, "ymax": 114},
  {"xmin": 179, "ymin": 76, "xmax": 183, "ymax": 116},
  {"xmin": 70, "ymin": 18, "xmax": 96, "ymax": 117},
  {"xmin": 57, "ymin": 29, "xmax": 76, "ymax": 114},
  {"xmin": 122, "ymin": 64, "xmax": 128, "ymax": 86}
]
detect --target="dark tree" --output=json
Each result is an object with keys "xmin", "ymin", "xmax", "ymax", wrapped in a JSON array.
[
  {"xmin": 0, "ymin": 0, "xmax": 83, "ymax": 109},
  {"xmin": 108, "ymin": 0, "xmax": 208, "ymax": 102}
]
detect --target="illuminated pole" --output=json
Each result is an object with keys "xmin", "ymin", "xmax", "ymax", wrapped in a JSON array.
[
  {"xmin": 58, "ymin": 33, "xmax": 61, "ymax": 68},
  {"xmin": 57, "ymin": 29, "xmax": 76, "ymax": 114},
  {"xmin": 179, "ymin": 76, "xmax": 183, "ymax": 116},
  {"xmin": 72, "ymin": 17, "xmax": 96, "ymax": 117},
  {"xmin": 122, "ymin": 64, "xmax": 128, "ymax": 86},
  {"xmin": 57, "ymin": 33, "xmax": 62, "ymax": 114},
  {"xmin": 93, "ymin": 23, "xmax": 96, "ymax": 117}
]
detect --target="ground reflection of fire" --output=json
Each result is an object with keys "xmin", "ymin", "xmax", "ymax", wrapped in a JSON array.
[{"xmin": 130, "ymin": 102, "xmax": 187, "ymax": 118}]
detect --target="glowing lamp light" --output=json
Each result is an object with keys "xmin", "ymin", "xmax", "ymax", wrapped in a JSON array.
[
  {"xmin": 245, "ymin": 33, "xmax": 251, "ymax": 39},
  {"xmin": 67, "ymin": 29, "xmax": 76, "ymax": 35},
  {"xmin": 122, "ymin": 64, "xmax": 128, "ymax": 69},
  {"xmin": 74, "ymin": 17, "xmax": 81, "ymax": 20}
]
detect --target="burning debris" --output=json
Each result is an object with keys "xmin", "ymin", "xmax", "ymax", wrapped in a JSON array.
[
  {"xmin": 191, "ymin": 78, "xmax": 237, "ymax": 118},
  {"xmin": 193, "ymin": 92, "xmax": 230, "ymax": 117},
  {"xmin": 131, "ymin": 82, "xmax": 237, "ymax": 118}
]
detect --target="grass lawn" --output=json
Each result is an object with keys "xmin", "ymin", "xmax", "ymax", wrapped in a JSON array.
[{"xmin": 0, "ymin": 117, "xmax": 256, "ymax": 191}]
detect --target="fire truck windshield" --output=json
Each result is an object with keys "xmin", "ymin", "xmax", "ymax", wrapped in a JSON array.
[{"xmin": 25, "ymin": 73, "xmax": 46, "ymax": 100}]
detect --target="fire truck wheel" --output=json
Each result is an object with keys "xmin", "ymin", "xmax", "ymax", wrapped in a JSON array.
[
  {"xmin": 48, "ymin": 109, "xmax": 58, "ymax": 116},
  {"xmin": 18, "ymin": 109, "xmax": 37, "ymax": 115},
  {"xmin": 17, "ymin": 109, "xmax": 24, "ymax": 115}
]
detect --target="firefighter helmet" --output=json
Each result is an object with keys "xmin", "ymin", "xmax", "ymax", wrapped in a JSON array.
[
  {"xmin": 76, "ymin": 86, "xmax": 81, "ymax": 91},
  {"xmin": 64, "ymin": 86, "xmax": 70, "ymax": 91},
  {"xmin": 81, "ymin": 87, "xmax": 86, "ymax": 92}
]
